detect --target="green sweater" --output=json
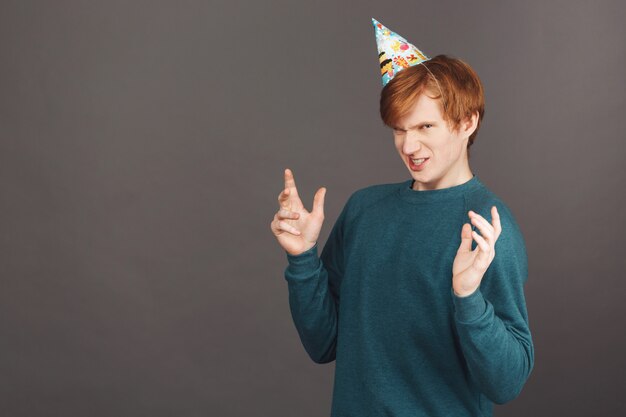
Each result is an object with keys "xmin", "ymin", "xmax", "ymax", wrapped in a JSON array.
[{"xmin": 284, "ymin": 174, "xmax": 534, "ymax": 417}]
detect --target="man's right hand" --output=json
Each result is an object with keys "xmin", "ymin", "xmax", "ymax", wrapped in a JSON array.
[{"xmin": 270, "ymin": 168, "xmax": 326, "ymax": 256}]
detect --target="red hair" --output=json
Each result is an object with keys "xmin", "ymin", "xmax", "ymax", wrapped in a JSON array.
[{"xmin": 379, "ymin": 54, "xmax": 485, "ymax": 158}]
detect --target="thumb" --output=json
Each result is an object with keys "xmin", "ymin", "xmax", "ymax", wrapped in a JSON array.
[
  {"xmin": 458, "ymin": 223, "xmax": 473, "ymax": 253},
  {"xmin": 312, "ymin": 187, "xmax": 326, "ymax": 217}
]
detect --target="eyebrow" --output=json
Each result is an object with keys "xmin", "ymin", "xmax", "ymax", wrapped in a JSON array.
[{"xmin": 393, "ymin": 121, "xmax": 437, "ymax": 130}]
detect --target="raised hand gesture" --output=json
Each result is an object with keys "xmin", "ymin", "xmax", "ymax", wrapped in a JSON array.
[
  {"xmin": 270, "ymin": 168, "xmax": 326, "ymax": 256},
  {"xmin": 452, "ymin": 207, "xmax": 502, "ymax": 297}
]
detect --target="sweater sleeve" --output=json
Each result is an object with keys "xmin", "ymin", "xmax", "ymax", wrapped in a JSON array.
[
  {"xmin": 283, "ymin": 195, "xmax": 350, "ymax": 364},
  {"xmin": 451, "ymin": 205, "xmax": 534, "ymax": 405}
]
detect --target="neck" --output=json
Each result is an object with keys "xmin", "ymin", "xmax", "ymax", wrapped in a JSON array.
[{"xmin": 412, "ymin": 155, "xmax": 473, "ymax": 191}]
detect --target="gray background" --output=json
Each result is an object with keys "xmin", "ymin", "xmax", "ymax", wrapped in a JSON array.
[{"xmin": 1, "ymin": 0, "xmax": 624, "ymax": 416}]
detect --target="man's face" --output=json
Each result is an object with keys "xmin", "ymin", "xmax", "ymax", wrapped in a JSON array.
[{"xmin": 392, "ymin": 92, "xmax": 477, "ymax": 191}]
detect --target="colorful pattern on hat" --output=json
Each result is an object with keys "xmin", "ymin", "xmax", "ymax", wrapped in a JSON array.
[{"xmin": 371, "ymin": 18, "xmax": 430, "ymax": 87}]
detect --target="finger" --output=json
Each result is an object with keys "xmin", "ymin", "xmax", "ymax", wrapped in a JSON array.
[
  {"xmin": 278, "ymin": 219, "xmax": 301, "ymax": 235},
  {"xmin": 471, "ymin": 230, "xmax": 492, "ymax": 267},
  {"xmin": 469, "ymin": 211, "xmax": 494, "ymax": 243},
  {"xmin": 312, "ymin": 187, "xmax": 326, "ymax": 217},
  {"xmin": 470, "ymin": 215, "xmax": 494, "ymax": 242},
  {"xmin": 270, "ymin": 217, "xmax": 283, "ymax": 234},
  {"xmin": 468, "ymin": 210, "xmax": 494, "ymax": 233},
  {"xmin": 284, "ymin": 168, "xmax": 299, "ymax": 196},
  {"xmin": 277, "ymin": 208, "xmax": 300, "ymax": 220},
  {"xmin": 492, "ymin": 206, "xmax": 502, "ymax": 240},
  {"xmin": 278, "ymin": 187, "xmax": 291, "ymax": 208},
  {"xmin": 457, "ymin": 223, "xmax": 473, "ymax": 253},
  {"xmin": 472, "ymin": 230, "xmax": 490, "ymax": 252}
]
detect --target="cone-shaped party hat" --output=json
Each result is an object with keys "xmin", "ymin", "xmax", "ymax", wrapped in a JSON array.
[{"xmin": 371, "ymin": 18, "xmax": 430, "ymax": 87}]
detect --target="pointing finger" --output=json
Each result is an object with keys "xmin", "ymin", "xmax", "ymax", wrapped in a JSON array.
[{"xmin": 284, "ymin": 168, "xmax": 298, "ymax": 195}]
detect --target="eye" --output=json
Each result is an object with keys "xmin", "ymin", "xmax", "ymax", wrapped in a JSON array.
[
  {"xmin": 392, "ymin": 128, "xmax": 405, "ymax": 134},
  {"xmin": 422, "ymin": 124, "xmax": 433, "ymax": 129}
]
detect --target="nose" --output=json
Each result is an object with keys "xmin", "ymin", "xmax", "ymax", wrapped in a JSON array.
[{"xmin": 402, "ymin": 132, "xmax": 423, "ymax": 156}]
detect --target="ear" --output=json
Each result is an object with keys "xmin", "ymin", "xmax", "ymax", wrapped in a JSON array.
[{"xmin": 462, "ymin": 111, "xmax": 479, "ymax": 137}]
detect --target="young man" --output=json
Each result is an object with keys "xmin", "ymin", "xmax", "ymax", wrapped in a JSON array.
[{"xmin": 270, "ymin": 18, "xmax": 534, "ymax": 417}]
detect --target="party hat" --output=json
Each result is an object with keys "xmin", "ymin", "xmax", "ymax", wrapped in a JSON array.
[{"xmin": 371, "ymin": 17, "xmax": 430, "ymax": 87}]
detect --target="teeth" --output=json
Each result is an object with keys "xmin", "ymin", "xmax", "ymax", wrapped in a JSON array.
[{"xmin": 412, "ymin": 158, "xmax": 426, "ymax": 164}]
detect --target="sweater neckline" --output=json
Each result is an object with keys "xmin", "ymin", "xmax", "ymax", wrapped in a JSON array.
[{"xmin": 396, "ymin": 174, "xmax": 482, "ymax": 204}]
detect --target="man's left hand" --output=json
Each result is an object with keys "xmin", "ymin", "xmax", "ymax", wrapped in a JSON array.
[{"xmin": 452, "ymin": 206, "xmax": 501, "ymax": 297}]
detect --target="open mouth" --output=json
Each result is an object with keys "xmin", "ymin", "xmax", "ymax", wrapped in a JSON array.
[{"xmin": 409, "ymin": 156, "xmax": 429, "ymax": 169}]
